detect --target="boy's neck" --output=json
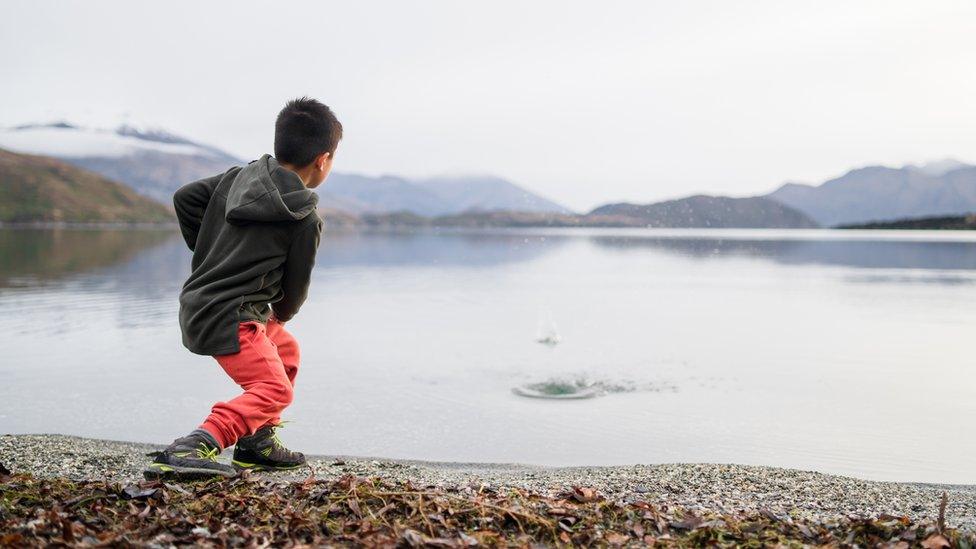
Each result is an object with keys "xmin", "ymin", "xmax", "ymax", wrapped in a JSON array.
[{"xmin": 279, "ymin": 162, "xmax": 315, "ymax": 188}]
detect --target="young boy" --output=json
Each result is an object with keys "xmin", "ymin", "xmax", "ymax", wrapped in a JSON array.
[{"xmin": 146, "ymin": 97, "xmax": 341, "ymax": 479}]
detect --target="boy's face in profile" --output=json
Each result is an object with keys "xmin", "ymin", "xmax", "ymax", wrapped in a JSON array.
[{"xmin": 306, "ymin": 151, "xmax": 334, "ymax": 189}]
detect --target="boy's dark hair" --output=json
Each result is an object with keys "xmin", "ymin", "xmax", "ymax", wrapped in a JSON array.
[{"xmin": 274, "ymin": 97, "xmax": 343, "ymax": 167}]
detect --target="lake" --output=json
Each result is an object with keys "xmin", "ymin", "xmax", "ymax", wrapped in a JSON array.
[{"xmin": 1, "ymin": 226, "xmax": 974, "ymax": 484}]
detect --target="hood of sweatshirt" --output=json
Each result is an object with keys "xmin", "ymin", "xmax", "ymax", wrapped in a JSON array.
[{"xmin": 225, "ymin": 154, "xmax": 319, "ymax": 223}]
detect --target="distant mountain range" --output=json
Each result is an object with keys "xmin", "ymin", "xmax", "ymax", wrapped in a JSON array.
[
  {"xmin": 331, "ymin": 196, "xmax": 816, "ymax": 229},
  {"xmin": 0, "ymin": 123, "xmax": 568, "ymax": 216},
  {"xmin": 2, "ymin": 121, "xmax": 975, "ymax": 228},
  {"xmin": 766, "ymin": 161, "xmax": 976, "ymax": 226},
  {"xmin": 0, "ymin": 148, "xmax": 173, "ymax": 223}
]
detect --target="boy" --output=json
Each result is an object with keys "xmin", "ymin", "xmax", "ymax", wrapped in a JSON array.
[{"xmin": 146, "ymin": 97, "xmax": 341, "ymax": 479}]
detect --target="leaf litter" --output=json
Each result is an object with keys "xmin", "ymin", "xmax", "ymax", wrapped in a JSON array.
[{"xmin": 1, "ymin": 471, "xmax": 973, "ymax": 547}]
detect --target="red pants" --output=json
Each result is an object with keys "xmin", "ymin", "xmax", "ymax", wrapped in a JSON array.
[{"xmin": 200, "ymin": 319, "xmax": 299, "ymax": 448}]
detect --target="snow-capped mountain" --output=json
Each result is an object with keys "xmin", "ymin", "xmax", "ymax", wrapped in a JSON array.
[
  {"xmin": 2, "ymin": 122, "xmax": 235, "ymax": 160},
  {"xmin": 0, "ymin": 122, "xmax": 242, "ymax": 204}
]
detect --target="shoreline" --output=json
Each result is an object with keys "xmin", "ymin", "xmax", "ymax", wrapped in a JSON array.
[{"xmin": 2, "ymin": 434, "xmax": 974, "ymax": 531}]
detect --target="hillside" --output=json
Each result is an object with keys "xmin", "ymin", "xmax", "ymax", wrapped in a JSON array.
[
  {"xmin": 588, "ymin": 195, "xmax": 819, "ymax": 228},
  {"xmin": 0, "ymin": 149, "xmax": 174, "ymax": 223},
  {"xmin": 766, "ymin": 160, "xmax": 976, "ymax": 226}
]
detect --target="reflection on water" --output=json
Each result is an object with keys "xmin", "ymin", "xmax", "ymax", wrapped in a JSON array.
[
  {"xmin": 320, "ymin": 229, "xmax": 562, "ymax": 267},
  {"xmin": 2, "ymin": 227, "xmax": 975, "ymax": 484},
  {"xmin": 0, "ymin": 228, "xmax": 177, "ymax": 287},
  {"xmin": 590, "ymin": 234, "xmax": 976, "ymax": 270}
]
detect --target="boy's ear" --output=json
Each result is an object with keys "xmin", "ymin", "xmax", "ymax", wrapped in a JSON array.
[{"xmin": 315, "ymin": 151, "xmax": 331, "ymax": 172}]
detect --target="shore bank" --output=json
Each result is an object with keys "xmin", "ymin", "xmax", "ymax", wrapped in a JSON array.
[{"xmin": 2, "ymin": 434, "xmax": 974, "ymax": 532}]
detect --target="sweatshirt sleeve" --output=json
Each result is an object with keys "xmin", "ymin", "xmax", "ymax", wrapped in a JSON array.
[
  {"xmin": 173, "ymin": 174, "xmax": 222, "ymax": 251},
  {"xmin": 273, "ymin": 218, "xmax": 323, "ymax": 322}
]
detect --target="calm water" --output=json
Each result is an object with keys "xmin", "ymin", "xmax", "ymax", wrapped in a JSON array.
[{"xmin": 1, "ymin": 227, "xmax": 974, "ymax": 484}]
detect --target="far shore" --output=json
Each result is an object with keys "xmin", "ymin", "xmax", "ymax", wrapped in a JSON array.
[{"xmin": 2, "ymin": 211, "xmax": 976, "ymax": 231}]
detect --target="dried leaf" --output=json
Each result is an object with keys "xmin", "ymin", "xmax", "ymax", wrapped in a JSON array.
[
  {"xmin": 922, "ymin": 534, "xmax": 951, "ymax": 549},
  {"xmin": 61, "ymin": 518, "xmax": 75, "ymax": 542},
  {"xmin": 670, "ymin": 513, "xmax": 704, "ymax": 530},
  {"xmin": 0, "ymin": 471, "xmax": 971, "ymax": 549},
  {"xmin": 121, "ymin": 485, "xmax": 159, "ymax": 500},
  {"xmin": 570, "ymin": 486, "xmax": 602, "ymax": 503},
  {"xmin": 400, "ymin": 528, "xmax": 424, "ymax": 547}
]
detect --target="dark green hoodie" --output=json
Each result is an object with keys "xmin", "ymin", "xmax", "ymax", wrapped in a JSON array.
[{"xmin": 173, "ymin": 154, "xmax": 323, "ymax": 355}]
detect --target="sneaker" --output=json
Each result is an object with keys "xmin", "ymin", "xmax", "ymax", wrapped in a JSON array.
[
  {"xmin": 144, "ymin": 432, "xmax": 237, "ymax": 480},
  {"xmin": 232, "ymin": 425, "xmax": 306, "ymax": 471}
]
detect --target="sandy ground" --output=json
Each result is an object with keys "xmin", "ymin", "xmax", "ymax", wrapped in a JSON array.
[{"xmin": 2, "ymin": 434, "xmax": 973, "ymax": 531}]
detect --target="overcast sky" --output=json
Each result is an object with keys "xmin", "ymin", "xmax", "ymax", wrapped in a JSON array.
[{"xmin": 3, "ymin": 1, "xmax": 976, "ymax": 210}]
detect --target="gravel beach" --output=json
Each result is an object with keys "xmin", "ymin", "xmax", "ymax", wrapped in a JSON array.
[{"xmin": 2, "ymin": 434, "xmax": 973, "ymax": 531}]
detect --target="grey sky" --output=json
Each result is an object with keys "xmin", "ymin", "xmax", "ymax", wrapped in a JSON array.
[{"xmin": 3, "ymin": 1, "xmax": 975, "ymax": 211}]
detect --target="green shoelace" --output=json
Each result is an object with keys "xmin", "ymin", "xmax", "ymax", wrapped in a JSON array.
[
  {"xmin": 195, "ymin": 444, "xmax": 220, "ymax": 462},
  {"xmin": 269, "ymin": 422, "xmax": 291, "ymax": 450}
]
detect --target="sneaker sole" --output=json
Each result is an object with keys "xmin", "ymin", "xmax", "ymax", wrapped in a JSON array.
[
  {"xmin": 232, "ymin": 459, "xmax": 305, "ymax": 472},
  {"xmin": 143, "ymin": 462, "xmax": 237, "ymax": 481}
]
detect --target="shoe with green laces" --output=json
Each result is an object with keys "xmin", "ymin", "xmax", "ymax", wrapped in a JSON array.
[
  {"xmin": 144, "ymin": 431, "xmax": 237, "ymax": 480},
  {"xmin": 232, "ymin": 424, "xmax": 306, "ymax": 471}
]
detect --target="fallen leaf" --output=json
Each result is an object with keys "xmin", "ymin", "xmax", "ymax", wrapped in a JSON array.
[
  {"xmin": 400, "ymin": 528, "xmax": 423, "ymax": 547},
  {"xmin": 922, "ymin": 534, "xmax": 951, "ymax": 549},
  {"xmin": 164, "ymin": 482, "xmax": 191, "ymax": 496},
  {"xmin": 570, "ymin": 486, "xmax": 602, "ymax": 503},
  {"xmin": 670, "ymin": 514, "xmax": 704, "ymax": 530},
  {"xmin": 121, "ymin": 485, "xmax": 159, "ymax": 500}
]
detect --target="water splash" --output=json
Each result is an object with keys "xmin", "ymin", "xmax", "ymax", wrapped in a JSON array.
[
  {"xmin": 512, "ymin": 376, "xmax": 677, "ymax": 400},
  {"xmin": 535, "ymin": 309, "xmax": 561, "ymax": 346},
  {"xmin": 513, "ymin": 379, "xmax": 597, "ymax": 399}
]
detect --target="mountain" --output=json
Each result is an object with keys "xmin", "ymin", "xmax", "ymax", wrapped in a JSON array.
[
  {"xmin": 588, "ymin": 195, "xmax": 819, "ymax": 228},
  {"xmin": 320, "ymin": 173, "xmax": 451, "ymax": 216},
  {"xmin": 0, "ymin": 148, "xmax": 174, "ymax": 223},
  {"xmin": 413, "ymin": 175, "xmax": 570, "ymax": 214},
  {"xmin": 0, "ymin": 123, "xmax": 241, "ymax": 205},
  {"xmin": 766, "ymin": 160, "xmax": 976, "ymax": 226},
  {"xmin": 0, "ymin": 122, "xmax": 570, "ymax": 216},
  {"xmin": 320, "ymin": 174, "xmax": 570, "ymax": 216},
  {"xmin": 906, "ymin": 158, "xmax": 969, "ymax": 177}
]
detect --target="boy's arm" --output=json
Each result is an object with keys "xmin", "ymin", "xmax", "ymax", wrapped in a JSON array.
[
  {"xmin": 173, "ymin": 174, "xmax": 222, "ymax": 251},
  {"xmin": 273, "ymin": 218, "xmax": 324, "ymax": 323}
]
